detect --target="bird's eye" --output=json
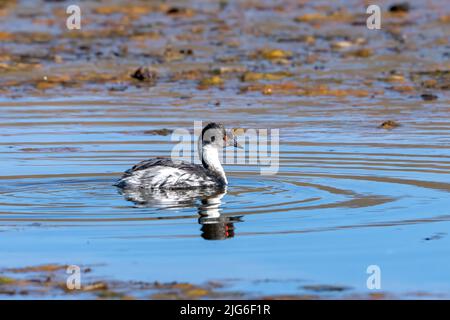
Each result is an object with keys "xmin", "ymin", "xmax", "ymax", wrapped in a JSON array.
[{"xmin": 211, "ymin": 136, "xmax": 215, "ymax": 142}]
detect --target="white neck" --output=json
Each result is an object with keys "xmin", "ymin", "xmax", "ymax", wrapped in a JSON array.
[{"xmin": 201, "ymin": 144, "xmax": 227, "ymax": 185}]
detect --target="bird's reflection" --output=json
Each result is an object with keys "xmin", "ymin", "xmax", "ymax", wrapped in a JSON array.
[
  {"xmin": 119, "ymin": 186, "xmax": 242, "ymax": 240},
  {"xmin": 197, "ymin": 190, "xmax": 243, "ymax": 240}
]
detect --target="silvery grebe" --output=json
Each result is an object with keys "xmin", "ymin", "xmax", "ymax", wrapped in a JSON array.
[{"xmin": 115, "ymin": 123, "xmax": 241, "ymax": 189}]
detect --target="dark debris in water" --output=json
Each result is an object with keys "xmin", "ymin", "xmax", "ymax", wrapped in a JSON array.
[
  {"xmin": 143, "ymin": 128, "xmax": 173, "ymax": 136},
  {"xmin": 423, "ymin": 232, "xmax": 447, "ymax": 241},
  {"xmin": 121, "ymin": 129, "xmax": 173, "ymax": 136},
  {"xmin": 378, "ymin": 120, "xmax": 401, "ymax": 130},
  {"xmin": 420, "ymin": 93, "xmax": 438, "ymax": 101},
  {"xmin": 389, "ymin": 3, "xmax": 411, "ymax": 13},
  {"xmin": 302, "ymin": 284, "xmax": 351, "ymax": 293},
  {"xmin": 130, "ymin": 66, "xmax": 158, "ymax": 83}
]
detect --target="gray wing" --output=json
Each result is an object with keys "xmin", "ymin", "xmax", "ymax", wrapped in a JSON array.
[
  {"xmin": 115, "ymin": 157, "xmax": 218, "ymax": 189},
  {"xmin": 122, "ymin": 158, "xmax": 196, "ymax": 176}
]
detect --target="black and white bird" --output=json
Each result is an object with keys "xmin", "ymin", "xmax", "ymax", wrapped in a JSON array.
[{"xmin": 115, "ymin": 122, "xmax": 241, "ymax": 190}]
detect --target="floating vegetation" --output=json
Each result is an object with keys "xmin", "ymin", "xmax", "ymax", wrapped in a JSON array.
[
  {"xmin": 198, "ymin": 75, "xmax": 224, "ymax": 89},
  {"xmin": 241, "ymin": 71, "xmax": 293, "ymax": 82},
  {"xmin": 257, "ymin": 48, "xmax": 292, "ymax": 60},
  {"xmin": 345, "ymin": 48, "xmax": 373, "ymax": 58},
  {"xmin": 130, "ymin": 66, "xmax": 158, "ymax": 83}
]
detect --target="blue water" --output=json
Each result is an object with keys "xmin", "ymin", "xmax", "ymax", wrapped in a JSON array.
[{"xmin": 1, "ymin": 94, "xmax": 450, "ymax": 298}]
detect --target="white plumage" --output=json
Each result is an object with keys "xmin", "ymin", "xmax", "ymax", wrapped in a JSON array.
[{"xmin": 115, "ymin": 123, "xmax": 241, "ymax": 190}]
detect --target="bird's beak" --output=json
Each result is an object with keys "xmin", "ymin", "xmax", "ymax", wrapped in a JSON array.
[{"xmin": 225, "ymin": 131, "xmax": 243, "ymax": 149}]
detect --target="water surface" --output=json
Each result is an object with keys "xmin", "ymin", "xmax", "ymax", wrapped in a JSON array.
[{"xmin": 1, "ymin": 0, "xmax": 450, "ymax": 299}]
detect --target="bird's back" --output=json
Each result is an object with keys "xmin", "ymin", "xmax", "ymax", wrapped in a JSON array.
[{"xmin": 115, "ymin": 158, "xmax": 221, "ymax": 189}]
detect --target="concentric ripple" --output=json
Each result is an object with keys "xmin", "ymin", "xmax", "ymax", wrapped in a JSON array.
[
  {"xmin": 0, "ymin": 83, "xmax": 450, "ymax": 299},
  {"xmin": 0, "ymin": 164, "xmax": 449, "ymax": 238},
  {"xmin": 1, "ymin": 96, "xmax": 450, "ymax": 239}
]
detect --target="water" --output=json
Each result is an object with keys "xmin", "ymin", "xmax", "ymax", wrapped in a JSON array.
[
  {"xmin": 1, "ymin": 0, "xmax": 450, "ymax": 299},
  {"xmin": 1, "ymin": 91, "xmax": 449, "ymax": 298}
]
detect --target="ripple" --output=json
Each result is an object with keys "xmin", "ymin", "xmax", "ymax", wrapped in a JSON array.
[
  {"xmin": 1, "ymin": 98, "xmax": 450, "ymax": 239},
  {"xmin": 0, "ymin": 167, "xmax": 442, "ymax": 236}
]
